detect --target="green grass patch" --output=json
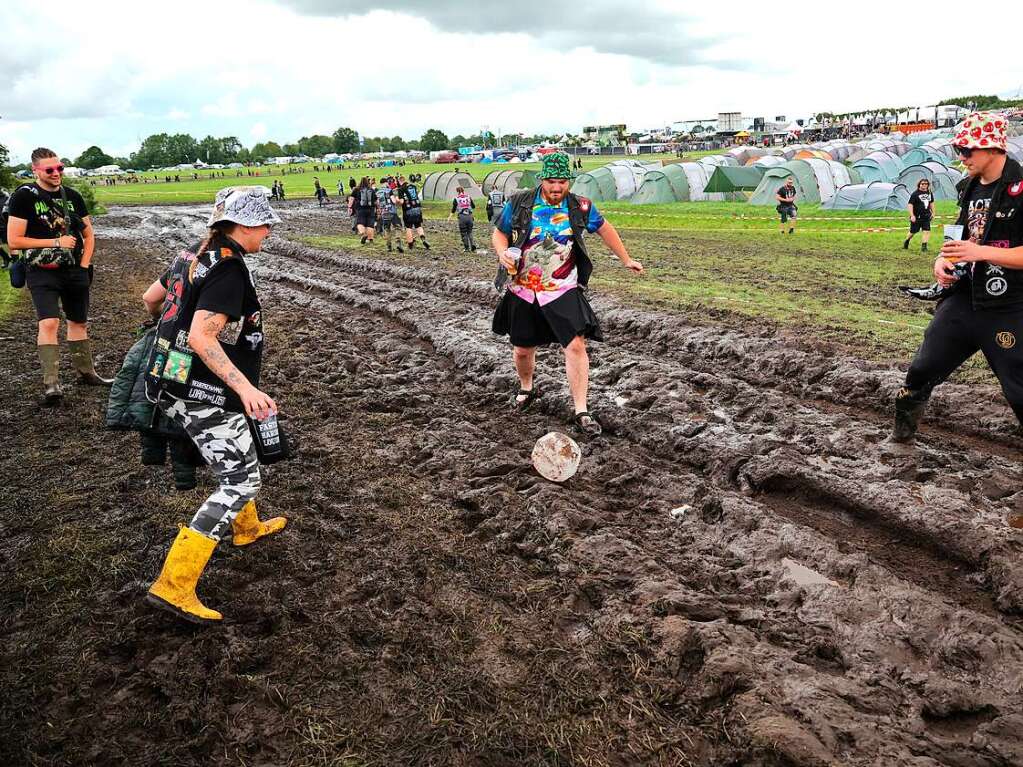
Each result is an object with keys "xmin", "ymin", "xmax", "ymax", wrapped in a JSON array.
[{"xmin": 0, "ymin": 272, "xmax": 23, "ymax": 322}]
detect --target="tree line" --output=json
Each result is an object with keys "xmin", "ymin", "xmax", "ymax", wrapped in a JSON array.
[{"xmin": 5, "ymin": 127, "xmax": 564, "ymax": 173}]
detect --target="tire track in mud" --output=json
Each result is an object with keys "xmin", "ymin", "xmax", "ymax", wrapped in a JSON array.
[
  {"xmin": 87, "ymin": 209, "xmax": 1023, "ymax": 764},
  {"xmin": 258, "ymin": 272, "xmax": 1023, "ymax": 766},
  {"xmin": 259, "ymin": 238, "xmax": 1023, "ymax": 618}
]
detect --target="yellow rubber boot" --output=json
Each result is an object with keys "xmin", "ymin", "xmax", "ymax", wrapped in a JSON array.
[
  {"xmin": 146, "ymin": 527, "xmax": 222, "ymax": 624},
  {"xmin": 231, "ymin": 500, "xmax": 287, "ymax": 547}
]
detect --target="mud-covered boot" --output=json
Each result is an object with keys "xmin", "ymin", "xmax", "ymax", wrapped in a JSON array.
[
  {"xmin": 69, "ymin": 339, "xmax": 113, "ymax": 386},
  {"xmin": 37, "ymin": 344, "xmax": 63, "ymax": 406},
  {"xmin": 146, "ymin": 526, "xmax": 222, "ymax": 624},
  {"xmin": 892, "ymin": 389, "xmax": 927, "ymax": 443},
  {"xmin": 169, "ymin": 438, "xmax": 199, "ymax": 491},
  {"xmin": 231, "ymin": 500, "xmax": 287, "ymax": 546}
]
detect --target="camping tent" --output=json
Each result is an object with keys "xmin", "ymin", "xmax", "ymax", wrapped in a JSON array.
[
  {"xmin": 726, "ymin": 146, "xmax": 768, "ymax": 165},
  {"xmin": 748, "ymin": 159, "xmax": 856, "ymax": 205},
  {"xmin": 422, "ymin": 171, "xmax": 485, "ymax": 200},
  {"xmin": 703, "ymin": 165, "xmax": 766, "ymax": 193},
  {"xmin": 752, "ymin": 155, "xmax": 787, "ymax": 168},
  {"xmin": 847, "ymin": 139, "xmax": 912, "ymax": 163},
  {"xmin": 822, "ymin": 182, "xmax": 910, "ymax": 211},
  {"xmin": 571, "ymin": 160, "xmax": 661, "ymax": 201},
  {"xmin": 794, "ymin": 149, "xmax": 832, "ymax": 161},
  {"xmin": 630, "ymin": 164, "xmax": 692, "ymax": 204},
  {"xmin": 819, "ymin": 142, "xmax": 857, "ymax": 161},
  {"xmin": 852, "ymin": 151, "xmax": 905, "ymax": 183},
  {"xmin": 481, "ymin": 169, "xmax": 536, "ymax": 198},
  {"xmin": 749, "ymin": 160, "xmax": 821, "ymax": 204},
  {"xmin": 896, "ymin": 162, "xmax": 963, "ymax": 200},
  {"xmin": 921, "ymin": 139, "xmax": 956, "ymax": 162},
  {"xmin": 1007, "ymin": 138, "xmax": 1023, "ymax": 163}
]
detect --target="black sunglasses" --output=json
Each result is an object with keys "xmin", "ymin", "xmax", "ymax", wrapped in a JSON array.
[
  {"xmin": 41, "ymin": 165, "xmax": 65, "ymax": 175},
  {"xmin": 953, "ymin": 145, "xmax": 973, "ymax": 158}
]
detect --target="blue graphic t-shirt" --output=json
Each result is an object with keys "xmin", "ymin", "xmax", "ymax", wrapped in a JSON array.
[{"xmin": 497, "ymin": 191, "xmax": 604, "ymax": 305}]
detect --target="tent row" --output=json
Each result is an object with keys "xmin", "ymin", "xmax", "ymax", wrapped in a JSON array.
[
  {"xmin": 570, "ymin": 160, "xmax": 663, "ymax": 202},
  {"xmin": 822, "ymin": 182, "xmax": 910, "ymax": 211},
  {"xmin": 481, "ymin": 169, "xmax": 537, "ymax": 199}
]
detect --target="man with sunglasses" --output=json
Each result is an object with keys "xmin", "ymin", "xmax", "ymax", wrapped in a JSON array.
[
  {"xmin": 893, "ymin": 113, "xmax": 1023, "ymax": 453},
  {"xmin": 5, "ymin": 147, "xmax": 111, "ymax": 405}
]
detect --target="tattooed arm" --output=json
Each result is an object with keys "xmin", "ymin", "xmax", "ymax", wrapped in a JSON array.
[{"xmin": 189, "ymin": 310, "xmax": 277, "ymax": 418}]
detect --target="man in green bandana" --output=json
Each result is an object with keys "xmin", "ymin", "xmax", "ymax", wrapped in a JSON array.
[{"xmin": 492, "ymin": 152, "xmax": 643, "ymax": 436}]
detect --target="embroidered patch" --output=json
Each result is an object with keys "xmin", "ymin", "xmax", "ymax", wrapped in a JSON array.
[
  {"xmin": 996, "ymin": 331, "xmax": 1016, "ymax": 350},
  {"xmin": 986, "ymin": 276, "xmax": 1008, "ymax": 296},
  {"xmin": 1008, "ymin": 181, "xmax": 1023, "ymax": 197},
  {"xmin": 161, "ymin": 350, "xmax": 193, "ymax": 383},
  {"xmin": 578, "ymin": 197, "xmax": 591, "ymax": 212}
]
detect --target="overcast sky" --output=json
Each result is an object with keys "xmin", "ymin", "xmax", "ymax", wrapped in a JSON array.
[{"xmin": 2, "ymin": 0, "xmax": 1019, "ymax": 163}]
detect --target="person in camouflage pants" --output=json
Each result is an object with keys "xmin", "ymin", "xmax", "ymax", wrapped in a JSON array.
[{"xmin": 162, "ymin": 398, "xmax": 260, "ymax": 539}]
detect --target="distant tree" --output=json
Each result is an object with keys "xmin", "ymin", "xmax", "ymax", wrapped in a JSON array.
[
  {"xmin": 419, "ymin": 129, "xmax": 449, "ymax": 153},
  {"xmin": 250, "ymin": 141, "xmax": 283, "ymax": 162},
  {"xmin": 0, "ymin": 143, "xmax": 15, "ymax": 190},
  {"xmin": 296, "ymin": 134, "xmax": 334, "ymax": 158},
  {"xmin": 131, "ymin": 132, "xmax": 201, "ymax": 168},
  {"xmin": 937, "ymin": 94, "xmax": 1023, "ymax": 110},
  {"xmin": 450, "ymin": 134, "xmax": 468, "ymax": 148},
  {"xmin": 332, "ymin": 126, "xmax": 360, "ymax": 154},
  {"xmin": 74, "ymin": 145, "xmax": 115, "ymax": 169},
  {"xmin": 281, "ymin": 143, "xmax": 300, "ymax": 156}
]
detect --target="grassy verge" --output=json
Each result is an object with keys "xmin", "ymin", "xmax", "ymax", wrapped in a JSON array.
[{"xmin": 0, "ymin": 274, "xmax": 22, "ymax": 322}]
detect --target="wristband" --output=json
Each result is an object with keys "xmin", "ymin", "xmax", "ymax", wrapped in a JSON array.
[{"xmin": 54, "ymin": 238, "xmax": 59, "ymax": 248}]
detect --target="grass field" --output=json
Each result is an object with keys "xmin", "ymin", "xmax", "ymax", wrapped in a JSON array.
[
  {"xmin": 300, "ymin": 198, "xmax": 965, "ymax": 365},
  {"xmin": 0, "ymin": 274, "xmax": 23, "ymax": 323}
]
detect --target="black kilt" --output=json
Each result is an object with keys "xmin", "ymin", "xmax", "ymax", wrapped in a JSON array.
[{"xmin": 493, "ymin": 288, "xmax": 603, "ymax": 348}]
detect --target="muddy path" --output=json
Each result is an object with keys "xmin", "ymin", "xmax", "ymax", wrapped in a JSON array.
[{"xmin": 1, "ymin": 204, "xmax": 1021, "ymax": 766}]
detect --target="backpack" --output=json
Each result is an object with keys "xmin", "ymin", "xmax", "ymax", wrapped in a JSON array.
[
  {"xmin": 404, "ymin": 185, "xmax": 420, "ymax": 206},
  {"xmin": 0, "ymin": 191, "xmax": 9, "ymax": 245},
  {"xmin": 488, "ymin": 189, "xmax": 505, "ymax": 207},
  {"xmin": 359, "ymin": 187, "xmax": 375, "ymax": 207},
  {"xmin": 456, "ymin": 193, "xmax": 472, "ymax": 213}
]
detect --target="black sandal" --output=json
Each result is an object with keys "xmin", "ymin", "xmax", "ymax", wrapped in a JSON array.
[
  {"xmin": 572, "ymin": 411, "xmax": 603, "ymax": 436},
  {"xmin": 514, "ymin": 388, "xmax": 538, "ymax": 412}
]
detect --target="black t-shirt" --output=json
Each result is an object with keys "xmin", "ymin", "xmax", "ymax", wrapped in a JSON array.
[
  {"xmin": 7, "ymin": 183, "xmax": 88, "ymax": 255},
  {"xmin": 777, "ymin": 185, "xmax": 796, "ymax": 203},
  {"xmin": 908, "ymin": 190, "xmax": 934, "ymax": 218},
  {"xmin": 965, "ymin": 180, "xmax": 997, "ymax": 243},
  {"xmin": 159, "ymin": 244, "xmax": 264, "ymax": 412}
]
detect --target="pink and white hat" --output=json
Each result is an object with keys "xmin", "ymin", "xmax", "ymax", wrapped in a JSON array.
[{"xmin": 953, "ymin": 112, "xmax": 1008, "ymax": 151}]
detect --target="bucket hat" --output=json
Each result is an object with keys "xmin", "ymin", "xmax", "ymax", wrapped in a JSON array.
[
  {"xmin": 537, "ymin": 152, "xmax": 572, "ymax": 180},
  {"xmin": 207, "ymin": 186, "xmax": 282, "ymax": 227},
  {"xmin": 953, "ymin": 112, "xmax": 1008, "ymax": 152}
]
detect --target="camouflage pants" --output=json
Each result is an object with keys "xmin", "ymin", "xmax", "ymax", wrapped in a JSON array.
[{"xmin": 162, "ymin": 397, "xmax": 261, "ymax": 541}]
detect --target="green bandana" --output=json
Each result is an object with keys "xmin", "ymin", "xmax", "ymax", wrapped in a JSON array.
[{"xmin": 537, "ymin": 152, "xmax": 572, "ymax": 180}]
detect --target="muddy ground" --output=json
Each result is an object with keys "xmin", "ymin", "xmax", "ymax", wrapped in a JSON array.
[{"xmin": 2, "ymin": 202, "xmax": 1023, "ymax": 766}]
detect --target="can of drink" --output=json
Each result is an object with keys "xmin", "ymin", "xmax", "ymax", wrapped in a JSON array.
[
  {"xmin": 247, "ymin": 412, "xmax": 291, "ymax": 464},
  {"xmin": 943, "ymin": 224, "xmax": 964, "ymax": 242}
]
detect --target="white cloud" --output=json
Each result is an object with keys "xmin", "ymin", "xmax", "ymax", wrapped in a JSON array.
[{"xmin": 0, "ymin": 0, "xmax": 1012, "ymax": 163}]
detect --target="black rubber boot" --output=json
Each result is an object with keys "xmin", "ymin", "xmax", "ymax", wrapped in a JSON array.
[
  {"xmin": 140, "ymin": 432, "xmax": 168, "ymax": 466},
  {"xmin": 903, "ymin": 238, "xmax": 911, "ymax": 250},
  {"xmin": 892, "ymin": 389, "xmax": 927, "ymax": 443},
  {"xmin": 422, "ymin": 238, "xmax": 430, "ymax": 250}
]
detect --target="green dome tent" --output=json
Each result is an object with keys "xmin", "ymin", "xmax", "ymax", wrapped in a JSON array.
[
  {"xmin": 703, "ymin": 165, "xmax": 766, "ymax": 193},
  {"xmin": 481, "ymin": 169, "xmax": 537, "ymax": 197},
  {"xmin": 851, "ymin": 151, "xmax": 905, "ymax": 184},
  {"xmin": 748, "ymin": 160, "xmax": 829, "ymax": 205},
  {"xmin": 896, "ymin": 162, "xmax": 963, "ymax": 200},
  {"xmin": 570, "ymin": 160, "xmax": 660, "ymax": 201},
  {"xmin": 630, "ymin": 164, "xmax": 692, "ymax": 204},
  {"xmin": 422, "ymin": 171, "xmax": 484, "ymax": 200},
  {"xmin": 822, "ymin": 182, "xmax": 910, "ymax": 211}
]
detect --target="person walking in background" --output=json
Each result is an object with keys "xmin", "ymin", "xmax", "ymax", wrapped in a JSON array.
[
  {"xmin": 5, "ymin": 147, "xmax": 112, "ymax": 405},
  {"xmin": 375, "ymin": 182, "xmax": 403, "ymax": 252},
  {"xmin": 449, "ymin": 187, "xmax": 477, "ymax": 252},
  {"xmin": 486, "ymin": 186, "xmax": 506, "ymax": 224},
  {"xmin": 904, "ymin": 178, "xmax": 934, "ymax": 252},
  {"xmin": 397, "ymin": 175, "xmax": 430, "ymax": 251},
  {"xmin": 354, "ymin": 177, "xmax": 377, "ymax": 245},
  {"xmin": 776, "ymin": 177, "xmax": 797, "ymax": 234}
]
